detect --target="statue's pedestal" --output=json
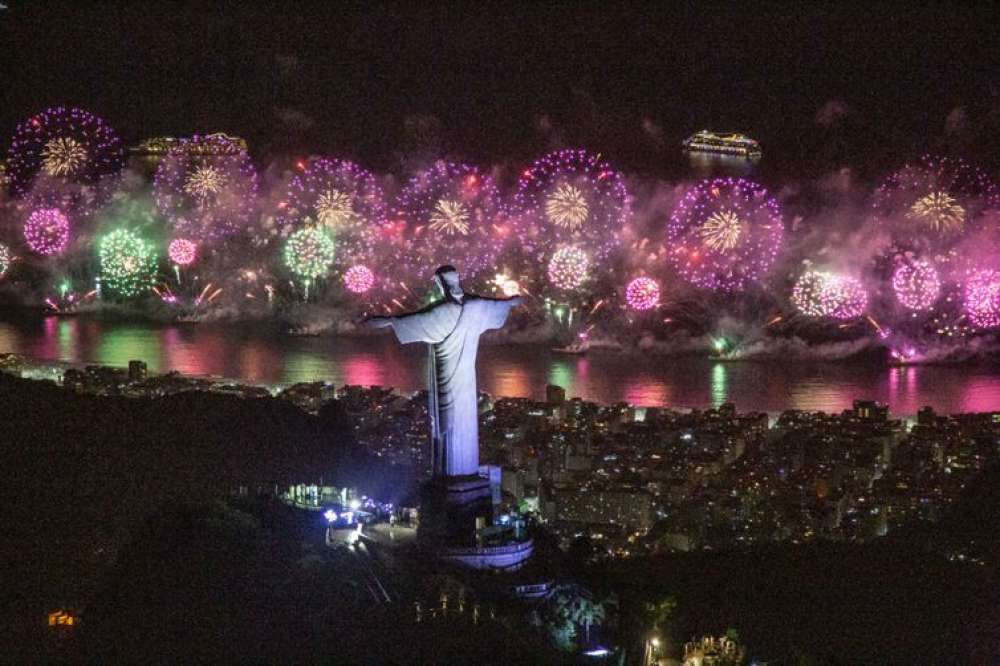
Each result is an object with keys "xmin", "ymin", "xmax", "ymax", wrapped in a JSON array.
[
  {"xmin": 418, "ymin": 475, "xmax": 534, "ymax": 571},
  {"xmin": 418, "ymin": 475, "xmax": 493, "ymax": 546}
]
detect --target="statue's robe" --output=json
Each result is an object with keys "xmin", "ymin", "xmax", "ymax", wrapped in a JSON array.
[{"xmin": 387, "ymin": 295, "xmax": 516, "ymax": 477}]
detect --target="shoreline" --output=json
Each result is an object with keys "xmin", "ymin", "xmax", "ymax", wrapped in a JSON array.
[
  {"xmin": 3, "ymin": 307, "xmax": 999, "ymax": 366},
  {"xmin": 4, "ymin": 350, "xmax": 998, "ymax": 421}
]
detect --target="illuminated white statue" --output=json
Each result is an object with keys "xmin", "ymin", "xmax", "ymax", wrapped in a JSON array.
[{"xmin": 368, "ymin": 266, "xmax": 521, "ymax": 477}]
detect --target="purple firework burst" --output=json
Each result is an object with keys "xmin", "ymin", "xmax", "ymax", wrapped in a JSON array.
[
  {"xmin": 388, "ymin": 161, "xmax": 502, "ymax": 283},
  {"xmin": 6, "ymin": 106, "xmax": 124, "ymax": 214},
  {"xmin": 625, "ymin": 276, "xmax": 660, "ymax": 311},
  {"xmin": 873, "ymin": 155, "xmax": 1000, "ymax": 239},
  {"xmin": 668, "ymin": 178, "xmax": 784, "ymax": 291},
  {"xmin": 892, "ymin": 258, "xmax": 940, "ymax": 311},
  {"xmin": 24, "ymin": 207, "xmax": 70, "ymax": 256},
  {"xmin": 276, "ymin": 157, "xmax": 386, "ymax": 267},
  {"xmin": 964, "ymin": 269, "xmax": 1000, "ymax": 330},
  {"xmin": 514, "ymin": 148, "xmax": 629, "ymax": 265},
  {"xmin": 153, "ymin": 135, "xmax": 258, "ymax": 242}
]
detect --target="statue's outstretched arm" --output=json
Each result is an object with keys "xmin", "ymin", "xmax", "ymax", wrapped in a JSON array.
[
  {"xmin": 478, "ymin": 295, "xmax": 523, "ymax": 308},
  {"xmin": 366, "ymin": 300, "xmax": 448, "ymax": 344}
]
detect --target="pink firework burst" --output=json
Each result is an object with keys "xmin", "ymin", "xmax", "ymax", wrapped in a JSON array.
[
  {"xmin": 625, "ymin": 276, "xmax": 660, "ymax": 311},
  {"xmin": 24, "ymin": 207, "xmax": 70, "ymax": 256},
  {"xmin": 792, "ymin": 270, "xmax": 868, "ymax": 320},
  {"xmin": 168, "ymin": 238, "xmax": 197, "ymax": 266},
  {"xmin": 830, "ymin": 275, "xmax": 868, "ymax": 320},
  {"xmin": 892, "ymin": 258, "xmax": 940, "ymax": 311},
  {"xmin": 964, "ymin": 269, "xmax": 1000, "ymax": 329},
  {"xmin": 343, "ymin": 264, "xmax": 375, "ymax": 294}
]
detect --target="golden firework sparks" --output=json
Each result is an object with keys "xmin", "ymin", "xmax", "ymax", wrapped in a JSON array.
[
  {"xmin": 493, "ymin": 273, "xmax": 520, "ymax": 296},
  {"xmin": 41, "ymin": 137, "xmax": 87, "ymax": 177},
  {"xmin": 183, "ymin": 165, "xmax": 225, "ymax": 200},
  {"xmin": 907, "ymin": 191, "xmax": 965, "ymax": 232},
  {"xmin": 545, "ymin": 183, "xmax": 589, "ymax": 230},
  {"xmin": 428, "ymin": 198, "xmax": 470, "ymax": 235},
  {"xmin": 699, "ymin": 209, "xmax": 744, "ymax": 251},
  {"xmin": 315, "ymin": 189, "xmax": 356, "ymax": 228}
]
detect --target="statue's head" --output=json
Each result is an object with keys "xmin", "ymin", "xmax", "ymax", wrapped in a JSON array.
[{"xmin": 434, "ymin": 265, "xmax": 463, "ymax": 303}]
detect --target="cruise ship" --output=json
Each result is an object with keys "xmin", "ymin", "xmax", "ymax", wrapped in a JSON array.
[
  {"xmin": 130, "ymin": 133, "xmax": 249, "ymax": 159},
  {"xmin": 682, "ymin": 130, "xmax": 762, "ymax": 158}
]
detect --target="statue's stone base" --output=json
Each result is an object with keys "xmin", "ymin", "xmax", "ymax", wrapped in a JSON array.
[
  {"xmin": 418, "ymin": 475, "xmax": 534, "ymax": 571},
  {"xmin": 418, "ymin": 475, "xmax": 493, "ymax": 546},
  {"xmin": 437, "ymin": 539, "xmax": 534, "ymax": 572}
]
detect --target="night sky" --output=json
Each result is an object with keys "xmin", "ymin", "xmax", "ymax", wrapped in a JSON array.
[{"xmin": 3, "ymin": 3, "xmax": 1000, "ymax": 174}]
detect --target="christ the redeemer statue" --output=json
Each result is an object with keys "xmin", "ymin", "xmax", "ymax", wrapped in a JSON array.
[{"xmin": 367, "ymin": 266, "xmax": 521, "ymax": 478}]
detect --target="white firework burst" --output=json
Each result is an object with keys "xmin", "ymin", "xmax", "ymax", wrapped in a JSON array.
[
  {"xmin": 183, "ymin": 165, "xmax": 225, "ymax": 200},
  {"xmin": 545, "ymin": 183, "xmax": 589, "ymax": 230},
  {"xmin": 315, "ymin": 189, "xmax": 357, "ymax": 228},
  {"xmin": 699, "ymin": 209, "xmax": 744, "ymax": 251},
  {"xmin": 428, "ymin": 198, "xmax": 470, "ymax": 235},
  {"xmin": 41, "ymin": 137, "xmax": 87, "ymax": 177},
  {"xmin": 907, "ymin": 191, "xmax": 965, "ymax": 232}
]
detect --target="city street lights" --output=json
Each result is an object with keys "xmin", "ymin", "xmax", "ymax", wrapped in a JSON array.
[
  {"xmin": 324, "ymin": 509, "xmax": 338, "ymax": 545},
  {"xmin": 644, "ymin": 635, "xmax": 661, "ymax": 666}
]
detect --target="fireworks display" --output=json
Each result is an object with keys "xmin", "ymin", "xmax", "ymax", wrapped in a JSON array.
[
  {"xmin": 6, "ymin": 106, "xmax": 125, "ymax": 197},
  {"xmin": 547, "ymin": 245, "xmax": 590, "ymax": 291},
  {"xmin": 964, "ymin": 269, "xmax": 1000, "ymax": 330},
  {"xmin": 625, "ymin": 277, "xmax": 660, "ymax": 311},
  {"xmin": 907, "ymin": 191, "xmax": 965, "ymax": 232},
  {"xmin": 545, "ymin": 184, "xmax": 590, "ymax": 230},
  {"xmin": 493, "ymin": 273, "xmax": 521, "ymax": 297},
  {"xmin": 0, "ymin": 243, "xmax": 11, "ymax": 278},
  {"xmin": 892, "ymin": 258, "xmax": 940, "ymax": 311},
  {"xmin": 515, "ymin": 149, "xmax": 628, "ymax": 266},
  {"xmin": 23, "ymin": 207, "xmax": 70, "ymax": 256},
  {"xmin": 390, "ymin": 161, "xmax": 502, "ymax": 281},
  {"xmin": 792, "ymin": 271, "xmax": 836, "ymax": 318},
  {"xmin": 343, "ymin": 264, "xmax": 375, "ymax": 294},
  {"xmin": 184, "ymin": 165, "xmax": 225, "ymax": 200},
  {"xmin": 168, "ymin": 238, "xmax": 197, "ymax": 266},
  {"xmin": 874, "ymin": 155, "xmax": 1000, "ymax": 242},
  {"xmin": 792, "ymin": 270, "xmax": 868, "ymax": 320},
  {"xmin": 98, "ymin": 229, "xmax": 157, "ymax": 299},
  {"xmin": 279, "ymin": 158, "xmax": 386, "ymax": 267},
  {"xmin": 428, "ymin": 198, "xmax": 471, "ymax": 235},
  {"xmin": 153, "ymin": 135, "xmax": 258, "ymax": 241},
  {"xmin": 1, "ymin": 101, "xmax": 998, "ymax": 360},
  {"xmin": 41, "ymin": 137, "xmax": 89, "ymax": 177},
  {"xmin": 667, "ymin": 178, "xmax": 783, "ymax": 291},
  {"xmin": 284, "ymin": 226, "xmax": 336, "ymax": 281},
  {"xmin": 831, "ymin": 276, "xmax": 868, "ymax": 320}
]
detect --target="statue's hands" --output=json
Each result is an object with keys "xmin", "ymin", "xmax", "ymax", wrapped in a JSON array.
[{"xmin": 365, "ymin": 316, "xmax": 393, "ymax": 329}]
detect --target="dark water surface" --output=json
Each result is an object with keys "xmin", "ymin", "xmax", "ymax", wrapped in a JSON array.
[{"xmin": 1, "ymin": 315, "xmax": 999, "ymax": 416}]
